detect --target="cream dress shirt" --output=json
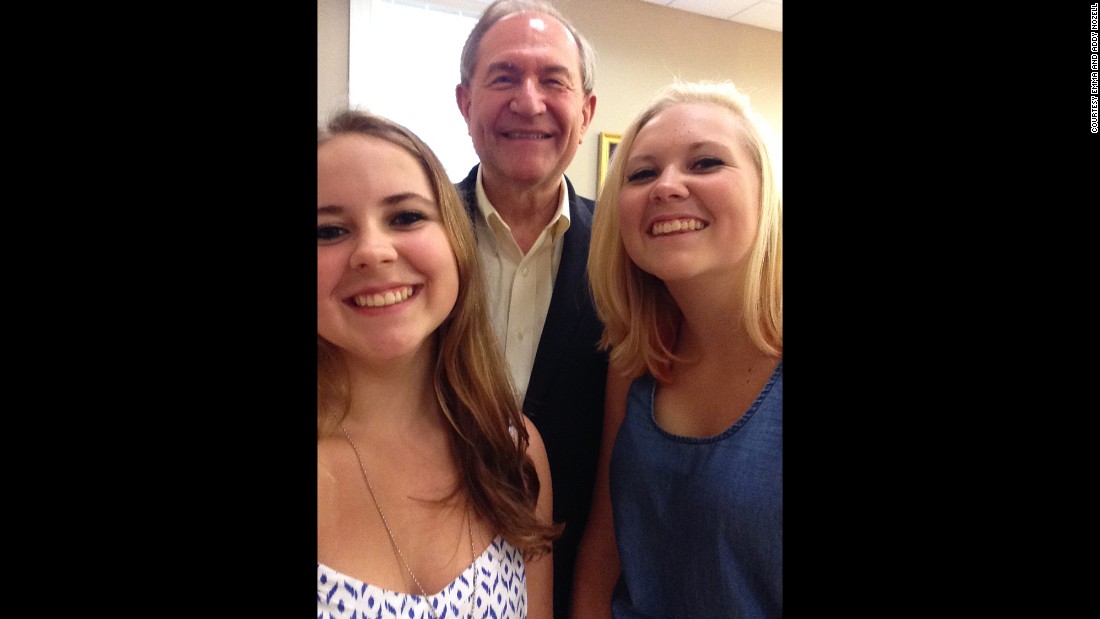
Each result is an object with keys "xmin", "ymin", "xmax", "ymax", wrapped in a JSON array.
[{"xmin": 473, "ymin": 167, "xmax": 571, "ymax": 405}]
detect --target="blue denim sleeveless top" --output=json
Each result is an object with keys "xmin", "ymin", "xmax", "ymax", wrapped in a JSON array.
[{"xmin": 610, "ymin": 362, "xmax": 782, "ymax": 619}]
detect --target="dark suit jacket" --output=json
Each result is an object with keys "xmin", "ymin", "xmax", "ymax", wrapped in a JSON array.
[{"xmin": 457, "ymin": 165, "xmax": 608, "ymax": 618}]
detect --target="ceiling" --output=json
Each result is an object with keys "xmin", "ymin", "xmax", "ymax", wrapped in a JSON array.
[{"xmin": 636, "ymin": 0, "xmax": 782, "ymax": 33}]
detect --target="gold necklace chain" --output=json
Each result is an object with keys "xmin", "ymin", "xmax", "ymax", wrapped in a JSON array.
[{"xmin": 339, "ymin": 424, "xmax": 478, "ymax": 619}]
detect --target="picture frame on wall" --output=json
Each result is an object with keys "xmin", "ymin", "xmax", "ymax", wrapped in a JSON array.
[{"xmin": 597, "ymin": 132, "xmax": 621, "ymax": 195}]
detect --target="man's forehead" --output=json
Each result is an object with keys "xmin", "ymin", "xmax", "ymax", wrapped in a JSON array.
[
  {"xmin": 486, "ymin": 11, "xmax": 578, "ymax": 49},
  {"xmin": 479, "ymin": 13, "xmax": 580, "ymax": 71}
]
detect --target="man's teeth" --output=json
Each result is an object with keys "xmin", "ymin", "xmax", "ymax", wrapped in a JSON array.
[
  {"xmin": 353, "ymin": 286, "xmax": 413, "ymax": 308},
  {"xmin": 651, "ymin": 218, "xmax": 706, "ymax": 236},
  {"xmin": 506, "ymin": 132, "xmax": 549, "ymax": 139}
]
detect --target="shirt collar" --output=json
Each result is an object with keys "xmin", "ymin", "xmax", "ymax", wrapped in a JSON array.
[{"xmin": 474, "ymin": 166, "xmax": 572, "ymax": 237}]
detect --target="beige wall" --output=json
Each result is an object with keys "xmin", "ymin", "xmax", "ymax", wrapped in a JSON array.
[
  {"xmin": 318, "ymin": 0, "xmax": 350, "ymax": 125},
  {"xmin": 317, "ymin": 0, "xmax": 782, "ymax": 198}
]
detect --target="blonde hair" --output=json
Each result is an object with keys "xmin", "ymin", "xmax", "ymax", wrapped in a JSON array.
[
  {"xmin": 317, "ymin": 110, "xmax": 561, "ymax": 555},
  {"xmin": 587, "ymin": 80, "xmax": 782, "ymax": 382}
]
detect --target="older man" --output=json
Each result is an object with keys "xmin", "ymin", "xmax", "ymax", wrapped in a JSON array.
[{"xmin": 455, "ymin": 1, "xmax": 607, "ymax": 617}]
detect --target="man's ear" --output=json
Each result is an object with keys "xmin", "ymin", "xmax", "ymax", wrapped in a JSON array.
[
  {"xmin": 579, "ymin": 92, "xmax": 597, "ymax": 143},
  {"xmin": 455, "ymin": 84, "xmax": 472, "ymax": 124}
]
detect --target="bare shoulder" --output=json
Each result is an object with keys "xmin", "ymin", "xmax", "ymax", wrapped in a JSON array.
[
  {"xmin": 521, "ymin": 415, "xmax": 548, "ymax": 462},
  {"xmin": 606, "ymin": 366, "xmax": 633, "ymax": 416},
  {"xmin": 317, "ymin": 438, "xmax": 345, "ymax": 537},
  {"xmin": 521, "ymin": 415, "xmax": 554, "ymax": 524},
  {"xmin": 317, "ymin": 438, "xmax": 344, "ymax": 495}
]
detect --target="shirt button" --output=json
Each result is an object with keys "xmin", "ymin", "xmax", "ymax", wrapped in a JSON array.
[{"xmin": 522, "ymin": 267, "xmax": 529, "ymax": 276}]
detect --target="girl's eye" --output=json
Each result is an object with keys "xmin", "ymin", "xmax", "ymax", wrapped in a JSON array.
[
  {"xmin": 625, "ymin": 169, "xmax": 657, "ymax": 183},
  {"xmin": 392, "ymin": 211, "xmax": 427, "ymax": 227},
  {"xmin": 317, "ymin": 224, "xmax": 347, "ymax": 243},
  {"xmin": 693, "ymin": 156, "xmax": 726, "ymax": 170}
]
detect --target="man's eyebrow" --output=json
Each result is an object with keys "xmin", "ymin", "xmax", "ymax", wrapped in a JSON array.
[
  {"xmin": 540, "ymin": 65, "xmax": 572, "ymax": 75},
  {"xmin": 485, "ymin": 61, "xmax": 573, "ymax": 76},
  {"xmin": 486, "ymin": 61, "xmax": 519, "ymax": 73}
]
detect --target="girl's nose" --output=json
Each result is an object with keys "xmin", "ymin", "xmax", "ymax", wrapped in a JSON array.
[
  {"xmin": 350, "ymin": 230, "xmax": 397, "ymax": 270},
  {"xmin": 651, "ymin": 167, "xmax": 688, "ymax": 203}
]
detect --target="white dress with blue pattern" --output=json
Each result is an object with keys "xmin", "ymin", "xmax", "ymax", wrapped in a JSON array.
[{"xmin": 318, "ymin": 535, "xmax": 527, "ymax": 619}]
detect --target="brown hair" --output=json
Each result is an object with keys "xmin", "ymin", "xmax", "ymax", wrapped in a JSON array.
[{"xmin": 317, "ymin": 109, "xmax": 561, "ymax": 555}]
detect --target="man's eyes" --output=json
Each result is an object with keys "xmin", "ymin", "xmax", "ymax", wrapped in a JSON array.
[{"xmin": 487, "ymin": 75, "xmax": 569, "ymax": 89}]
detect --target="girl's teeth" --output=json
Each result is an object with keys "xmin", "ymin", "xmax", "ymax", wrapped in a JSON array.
[
  {"xmin": 355, "ymin": 286, "xmax": 412, "ymax": 307},
  {"xmin": 652, "ymin": 219, "xmax": 704, "ymax": 236}
]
